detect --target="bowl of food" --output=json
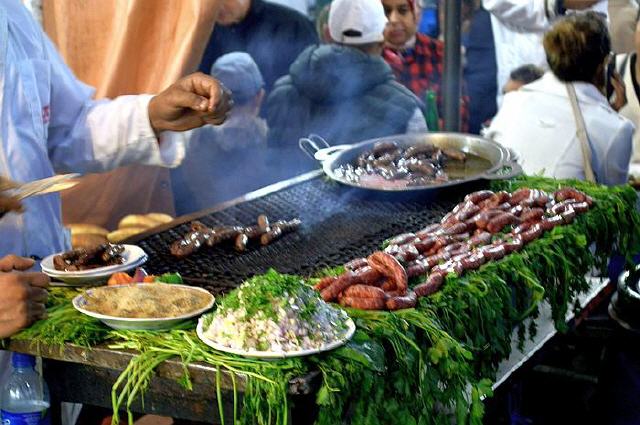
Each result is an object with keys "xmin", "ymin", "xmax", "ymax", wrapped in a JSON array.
[
  {"xmin": 197, "ymin": 270, "xmax": 355, "ymax": 358},
  {"xmin": 72, "ymin": 283, "xmax": 215, "ymax": 330}
]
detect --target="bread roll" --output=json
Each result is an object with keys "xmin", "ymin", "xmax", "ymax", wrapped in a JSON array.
[
  {"xmin": 72, "ymin": 233, "xmax": 108, "ymax": 248},
  {"xmin": 117, "ymin": 214, "xmax": 162, "ymax": 229},
  {"xmin": 108, "ymin": 227, "xmax": 147, "ymax": 243},
  {"xmin": 145, "ymin": 213, "xmax": 173, "ymax": 224},
  {"xmin": 67, "ymin": 223, "xmax": 109, "ymax": 237}
]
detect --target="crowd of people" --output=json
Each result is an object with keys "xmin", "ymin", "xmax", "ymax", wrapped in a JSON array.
[{"xmin": 2, "ymin": 1, "xmax": 640, "ymax": 422}]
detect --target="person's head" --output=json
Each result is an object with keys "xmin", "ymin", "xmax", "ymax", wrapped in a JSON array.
[
  {"xmin": 502, "ymin": 64, "xmax": 545, "ymax": 94},
  {"xmin": 382, "ymin": 0, "xmax": 417, "ymax": 48},
  {"xmin": 329, "ymin": 0, "xmax": 388, "ymax": 54},
  {"xmin": 543, "ymin": 12, "xmax": 611, "ymax": 90},
  {"xmin": 210, "ymin": 52, "xmax": 265, "ymax": 116},
  {"xmin": 216, "ymin": 0, "xmax": 252, "ymax": 26}
]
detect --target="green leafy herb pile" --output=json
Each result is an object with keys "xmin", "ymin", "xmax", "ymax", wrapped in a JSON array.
[{"xmin": 8, "ymin": 176, "xmax": 640, "ymax": 424}]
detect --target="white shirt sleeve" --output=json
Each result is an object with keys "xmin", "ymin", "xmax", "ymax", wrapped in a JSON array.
[
  {"xmin": 482, "ymin": 0, "xmax": 552, "ymax": 32},
  {"xmin": 602, "ymin": 121, "xmax": 634, "ymax": 186},
  {"xmin": 406, "ymin": 108, "xmax": 429, "ymax": 134},
  {"xmin": 41, "ymin": 35, "xmax": 186, "ymax": 174}
]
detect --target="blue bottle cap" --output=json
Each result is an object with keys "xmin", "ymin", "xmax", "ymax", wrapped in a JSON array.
[{"xmin": 12, "ymin": 353, "xmax": 36, "ymax": 368}]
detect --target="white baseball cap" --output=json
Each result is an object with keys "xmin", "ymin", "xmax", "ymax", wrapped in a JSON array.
[{"xmin": 328, "ymin": 0, "xmax": 388, "ymax": 45}]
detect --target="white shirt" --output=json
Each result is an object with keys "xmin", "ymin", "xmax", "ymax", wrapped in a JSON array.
[
  {"xmin": 615, "ymin": 53, "xmax": 640, "ymax": 176},
  {"xmin": 482, "ymin": 0, "xmax": 608, "ymax": 106},
  {"xmin": 485, "ymin": 72, "xmax": 634, "ymax": 186},
  {"xmin": 0, "ymin": 1, "xmax": 186, "ymax": 259}
]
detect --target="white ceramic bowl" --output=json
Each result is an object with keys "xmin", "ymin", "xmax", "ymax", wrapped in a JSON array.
[
  {"xmin": 196, "ymin": 316, "xmax": 355, "ymax": 359},
  {"xmin": 72, "ymin": 284, "xmax": 215, "ymax": 330}
]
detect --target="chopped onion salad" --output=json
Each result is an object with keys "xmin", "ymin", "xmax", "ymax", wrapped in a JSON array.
[{"xmin": 203, "ymin": 270, "xmax": 350, "ymax": 352}]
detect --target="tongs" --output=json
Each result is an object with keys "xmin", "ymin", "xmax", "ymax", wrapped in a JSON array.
[{"xmin": 1, "ymin": 173, "xmax": 80, "ymax": 200}]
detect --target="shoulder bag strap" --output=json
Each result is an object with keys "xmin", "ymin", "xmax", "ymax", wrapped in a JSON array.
[{"xmin": 565, "ymin": 83, "xmax": 597, "ymax": 183}]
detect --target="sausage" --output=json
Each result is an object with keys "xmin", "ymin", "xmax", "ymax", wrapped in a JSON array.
[
  {"xmin": 465, "ymin": 190, "xmax": 494, "ymax": 204},
  {"xmin": 344, "ymin": 258, "xmax": 369, "ymax": 271},
  {"xmin": 368, "ymin": 252, "xmax": 408, "ymax": 292},
  {"xmin": 260, "ymin": 227, "xmax": 282, "ymax": 245},
  {"xmin": 520, "ymin": 208, "xmax": 545, "ymax": 223},
  {"xmin": 257, "ymin": 215, "xmax": 270, "ymax": 232},
  {"xmin": 381, "ymin": 279, "xmax": 398, "ymax": 292},
  {"xmin": 414, "ymin": 274, "xmax": 444, "ymax": 297},
  {"xmin": 426, "ymin": 251, "xmax": 451, "ymax": 268},
  {"xmin": 502, "ymin": 236, "xmax": 524, "ymax": 254},
  {"xmin": 442, "ymin": 242, "xmax": 466, "ymax": 254},
  {"xmin": 321, "ymin": 272, "xmax": 357, "ymax": 301},
  {"xmin": 450, "ymin": 232, "xmax": 471, "ymax": 242},
  {"xmin": 571, "ymin": 201, "xmax": 590, "ymax": 214},
  {"xmin": 550, "ymin": 201, "xmax": 572, "ymax": 215},
  {"xmin": 416, "ymin": 224, "xmax": 441, "ymax": 239},
  {"xmin": 384, "ymin": 244, "xmax": 401, "ymax": 256},
  {"xmin": 407, "ymin": 161, "xmax": 437, "ymax": 176},
  {"xmin": 352, "ymin": 266, "xmax": 383, "ymax": 286},
  {"xmin": 440, "ymin": 212, "xmax": 459, "ymax": 226},
  {"xmin": 414, "ymin": 237, "xmax": 437, "ymax": 253},
  {"xmin": 520, "ymin": 223, "xmax": 543, "ymax": 243},
  {"xmin": 406, "ymin": 258, "xmax": 430, "ymax": 278},
  {"xmin": 404, "ymin": 143, "xmax": 435, "ymax": 158},
  {"xmin": 481, "ymin": 244, "xmax": 506, "ymax": 261},
  {"xmin": 394, "ymin": 244, "xmax": 420, "ymax": 263},
  {"xmin": 242, "ymin": 225, "xmax": 265, "ymax": 240},
  {"xmin": 509, "ymin": 188, "xmax": 532, "ymax": 206},
  {"xmin": 452, "ymin": 200, "xmax": 474, "ymax": 214},
  {"xmin": 425, "ymin": 236, "xmax": 449, "ymax": 256},
  {"xmin": 479, "ymin": 191, "xmax": 511, "ymax": 209},
  {"xmin": 339, "ymin": 296, "xmax": 386, "ymax": 310},
  {"xmin": 460, "ymin": 252, "xmax": 486, "ymax": 270},
  {"xmin": 554, "ymin": 188, "xmax": 587, "ymax": 203},
  {"xmin": 431, "ymin": 260, "xmax": 463, "ymax": 276},
  {"xmin": 314, "ymin": 276, "xmax": 337, "ymax": 291},
  {"xmin": 442, "ymin": 222, "xmax": 468, "ymax": 235},
  {"xmin": 455, "ymin": 203, "xmax": 481, "ymax": 222},
  {"xmin": 442, "ymin": 148, "xmax": 466, "ymax": 162},
  {"xmin": 533, "ymin": 193, "xmax": 552, "ymax": 207},
  {"xmin": 473, "ymin": 210, "xmax": 503, "ymax": 230},
  {"xmin": 387, "ymin": 233, "xmax": 418, "ymax": 246},
  {"xmin": 469, "ymin": 231, "xmax": 492, "ymax": 247},
  {"xmin": 513, "ymin": 221, "xmax": 532, "ymax": 234},
  {"xmin": 170, "ymin": 231, "xmax": 207, "ymax": 258},
  {"xmin": 486, "ymin": 212, "xmax": 519, "ymax": 234},
  {"xmin": 234, "ymin": 233, "xmax": 249, "ymax": 252},
  {"xmin": 386, "ymin": 291, "xmax": 418, "ymax": 310},
  {"xmin": 561, "ymin": 207, "xmax": 576, "ymax": 224},
  {"xmin": 540, "ymin": 215, "xmax": 563, "ymax": 231},
  {"xmin": 509, "ymin": 205, "xmax": 524, "ymax": 217},
  {"xmin": 343, "ymin": 284, "xmax": 386, "ymax": 299}
]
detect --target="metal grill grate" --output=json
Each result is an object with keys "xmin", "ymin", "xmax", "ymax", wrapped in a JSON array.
[{"xmin": 137, "ymin": 174, "xmax": 475, "ymax": 293}]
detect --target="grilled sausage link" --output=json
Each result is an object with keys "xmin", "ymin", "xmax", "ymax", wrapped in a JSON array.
[
  {"xmin": 385, "ymin": 291, "xmax": 418, "ymax": 310},
  {"xmin": 414, "ymin": 273, "xmax": 444, "ymax": 297},
  {"xmin": 343, "ymin": 284, "xmax": 386, "ymax": 299},
  {"xmin": 339, "ymin": 296, "xmax": 386, "ymax": 310},
  {"xmin": 368, "ymin": 251, "xmax": 409, "ymax": 293}
]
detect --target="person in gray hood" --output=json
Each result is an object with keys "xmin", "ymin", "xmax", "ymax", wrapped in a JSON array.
[{"xmin": 266, "ymin": 0, "xmax": 426, "ymax": 179}]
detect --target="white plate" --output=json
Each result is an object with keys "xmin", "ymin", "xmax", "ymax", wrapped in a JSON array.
[
  {"xmin": 72, "ymin": 284, "xmax": 215, "ymax": 330},
  {"xmin": 43, "ymin": 255, "xmax": 148, "ymax": 286},
  {"xmin": 196, "ymin": 315, "xmax": 356, "ymax": 359},
  {"xmin": 41, "ymin": 245, "xmax": 147, "ymax": 278}
]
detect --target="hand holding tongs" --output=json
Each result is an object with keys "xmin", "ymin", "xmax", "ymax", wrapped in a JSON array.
[{"xmin": 1, "ymin": 174, "xmax": 80, "ymax": 217}]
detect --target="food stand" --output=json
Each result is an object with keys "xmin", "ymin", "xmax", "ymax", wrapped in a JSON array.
[{"xmin": 5, "ymin": 169, "xmax": 640, "ymax": 425}]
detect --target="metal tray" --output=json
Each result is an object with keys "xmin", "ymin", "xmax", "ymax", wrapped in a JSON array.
[{"xmin": 299, "ymin": 132, "xmax": 522, "ymax": 192}]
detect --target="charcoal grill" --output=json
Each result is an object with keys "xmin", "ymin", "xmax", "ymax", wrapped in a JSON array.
[{"xmin": 131, "ymin": 171, "xmax": 474, "ymax": 293}]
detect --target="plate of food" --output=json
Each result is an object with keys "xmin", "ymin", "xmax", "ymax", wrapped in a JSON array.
[
  {"xmin": 72, "ymin": 283, "xmax": 215, "ymax": 330},
  {"xmin": 41, "ymin": 244, "xmax": 147, "ymax": 284},
  {"xmin": 196, "ymin": 270, "xmax": 355, "ymax": 359}
]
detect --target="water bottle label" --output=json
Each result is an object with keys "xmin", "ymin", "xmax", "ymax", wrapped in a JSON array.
[{"xmin": 1, "ymin": 410, "xmax": 49, "ymax": 425}]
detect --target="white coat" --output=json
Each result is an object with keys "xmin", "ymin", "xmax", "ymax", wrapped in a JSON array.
[
  {"xmin": 0, "ymin": 1, "xmax": 186, "ymax": 259},
  {"xmin": 482, "ymin": 0, "xmax": 608, "ymax": 106},
  {"xmin": 485, "ymin": 72, "xmax": 634, "ymax": 186}
]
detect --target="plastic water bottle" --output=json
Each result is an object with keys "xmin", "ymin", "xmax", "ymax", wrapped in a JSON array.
[{"xmin": 0, "ymin": 353, "xmax": 50, "ymax": 425}]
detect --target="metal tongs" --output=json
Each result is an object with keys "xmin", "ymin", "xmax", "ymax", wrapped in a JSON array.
[{"xmin": 1, "ymin": 173, "xmax": 80, "ymax": 200}]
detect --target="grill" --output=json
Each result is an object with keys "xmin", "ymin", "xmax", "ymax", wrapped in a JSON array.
[{"xmin": 136, "ymin": 172, "xmax": 478, "ymax": 293}]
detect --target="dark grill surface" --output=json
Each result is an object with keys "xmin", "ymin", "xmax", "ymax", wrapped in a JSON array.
[{"xmin": 137, "ymin": 176, "xmax": 472, "ymax": 292}]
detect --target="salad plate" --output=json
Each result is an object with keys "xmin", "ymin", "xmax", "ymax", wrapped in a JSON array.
[
  {"xmin": 196, "ymin": 315, "xmax": 355, "ymax": 359},
  {"xmin": 72, "ymin": 283, "xmax": 215, "ymax": 330}
]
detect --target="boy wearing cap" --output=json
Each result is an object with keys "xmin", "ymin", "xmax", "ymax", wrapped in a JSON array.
[
  {"xmin": 266, "ymin": 0, "xmax": 426, "ymax": 180},
  {"xmin": 172, "ymin": 53, "xmax": 270, "ymax": 214}
]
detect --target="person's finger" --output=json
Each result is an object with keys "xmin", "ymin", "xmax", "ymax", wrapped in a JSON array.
[
  {"xmin": 0, "ymin": 255, "xmax": 35, "ymax": 272},
  {"xmin": 21, "ymin": 272, "xmax": 50, "ymax": 288},
  {"xmin": 28, "ymin": 287, "xmax": 49, "ymax": 304},
  {"xmin": 179, "ymin": 73, "xmax": 221, "ymax": 109},
  {"xmin": 171, "ymin": 89, "xmax": 210, "ymax": 113},
  {"xmin": 28, "ymin": 302, "xmax": 47, "ymax": 321}
]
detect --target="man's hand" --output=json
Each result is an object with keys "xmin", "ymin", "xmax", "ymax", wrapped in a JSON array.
[
  {"xmin": 0, "ymin": 255, "xmax": 49, "ymax": 338},
  {"xmin": 610, "ymin": 71, "xmax": 627, "ymax": 112},
  {"xmin": 148, "ymin": 72, "xmax": 233, "ymax": 133}
]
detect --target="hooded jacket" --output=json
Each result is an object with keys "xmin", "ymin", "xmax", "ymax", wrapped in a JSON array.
[{"xmin": 265, "ymin": 44, "xmax": 421, "ymax": 177}]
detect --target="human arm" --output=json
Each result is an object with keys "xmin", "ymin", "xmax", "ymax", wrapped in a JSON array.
[
  {"xmin": 0, "ymin": 256, "xmax": 49, "ymax": 338},
  {"xmin": 602, "ymin": 121, "xmax": 634, "ymax": 186}
]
